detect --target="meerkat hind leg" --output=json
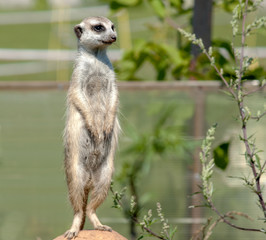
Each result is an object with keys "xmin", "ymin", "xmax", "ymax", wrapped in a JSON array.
[
  {"xmin": 64, "ymin": 187, "xmax": 88, "ymax": 239},
  {"xmin": 87, "ymin": 190, "xmax": 112, "ymax": 232},
  {"xmin": 86, "ymin": 178, "xmax": 112, "ymax": 231},
  {"xmin": 64, "ymin": 212, "xmax": 83, "ymax": 239}
]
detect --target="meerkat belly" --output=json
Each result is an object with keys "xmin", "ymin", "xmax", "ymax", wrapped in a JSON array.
[
  {"xmin": 79, "ymin": 125, "xmax": 111, "ymax": 172},
  {"xmin": 82, "ymin": 75, "xmax": 114, "ymax": 171},
  {"xmin": 84, "ymin": 73, "xmax": 114, "ymax": 122},
  {"xmin": 65, "ymin": 105, "xmax": 110, "ymax": 175}
]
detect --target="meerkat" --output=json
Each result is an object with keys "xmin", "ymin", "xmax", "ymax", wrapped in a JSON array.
[{"xmin": 63, "ymin": 16, "xmax": 120, "ymax": 239}]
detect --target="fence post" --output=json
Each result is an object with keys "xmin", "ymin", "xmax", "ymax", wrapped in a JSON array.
[
  {"xmin": 190, "ymin": 87, "xmax": 206, "ymax": 236},
  {"xmin": 116, "ymin": 9, "xmax": 132, "ymax": 50}
]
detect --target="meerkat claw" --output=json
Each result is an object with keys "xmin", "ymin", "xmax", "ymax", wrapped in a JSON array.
[
  {"xmin": 64, "ymin": 230, "xmax": 78, "ymax": 240},
  {"xmin": 95, "ymin": 225, "xmax": 112, "ymax": 232}
]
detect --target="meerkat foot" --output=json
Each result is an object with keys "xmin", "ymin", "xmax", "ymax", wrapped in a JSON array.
[
  {"xmin": 95, "ymin": 224, "xmax": 112, "ymax": 232},
  {"xmin": 64, "ymin": 228, "xmax": 80, "ymax": 240}
]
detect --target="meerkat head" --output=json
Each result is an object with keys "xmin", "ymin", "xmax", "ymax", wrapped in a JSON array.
[{"xmin": 74, "ymin": 17, "xmax": 117, "ymax": 50}]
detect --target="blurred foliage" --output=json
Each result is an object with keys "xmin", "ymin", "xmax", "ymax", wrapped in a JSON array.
[
  {"xmin": 117, "ymin": 103, "xmax": 193, "ymax": 195},
  {"xmin": 106, "ymin": 0, "xmax": 142, "ymax": 10},
  {"xmin": 105, "ymin": 0, "xmax": 191, "ymax": 16},
  {"xmin": 115, "ymin": 103, "xmax": 194, "ymax": 238},
  {"xmin": 104, "ymin": 0, "xmax": 266, "ymax": 81},
  {"xmin": 115, "ymin": 39, "xmax": 190, "ymax": 81},
  {"xmin": 190, "ymin": 40, "xmax": 266, "ymax": 81}
]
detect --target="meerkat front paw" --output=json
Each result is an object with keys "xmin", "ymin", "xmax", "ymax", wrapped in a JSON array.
[
  {"xmin": 95, "ymin": 132, "xmax": 104, "ymax": 144},
  {"xmin": 103, "ymin": 122, "xmax": 113, "ymax": 141},
  {"xmin": 95, "ymin": 224, "xmax": 112, "ymax": 232},
  {"xmin": 104, "ymin": 121, "xmax": 113, "ymax": 135},
  {"xmin": 87, "ymin": 127, "xmax": 103, "ymax": 143},
  {"xmin": 64, "ymin": 229, "xmax": 79, "ymax": 240}
]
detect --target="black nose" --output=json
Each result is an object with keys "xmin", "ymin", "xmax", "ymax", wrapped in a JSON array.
[{"xmin": 111, "ymin": 35, "xmax": 116, "ymax": 41}]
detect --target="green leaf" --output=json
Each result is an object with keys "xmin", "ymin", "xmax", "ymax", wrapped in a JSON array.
[
  {"xmin": 213, "ymin": 142, "xmax": 230, "ymax": 170},
  {"xmin": 148, "ymin": 0, "xmax": 166, "ymax": 18},
  {"xmin": 170, "ymin": 226, "xmax": 177, "ymax": 239},
  {"xmin": 107, "ymin": 0, "xmax": 142, "ymax": 11},
  {"xmin": 115, "ymin": 0, "xmax": 140, "ymax": 4},
  {"xmin": 255, "ymin": 154, "xmax": 262, "ymax": 170},
  {"xmin": 137, "ymin": 235, "xmax": 144, "ymax": 240},
  {"xmin": 169, "ymin": 0, "xmax": 182, "ymax": 9},
  {"xmin": 161, "ymin": 44, "xmax": 183, "ymax": 66},
  {"xmin": 212, "ymin": 39, "xmax": 235, "ymax": 59},
  {"xmin": 111, "ymin": 0, "xmax": 141, "ymax": 7},
  {"xmin": 215, "ymin": 0, "xmax": 239, "ymax": 12},
  {"xmin": 133, "ymin": 39, "xmax": 147, "ymax": 55}
]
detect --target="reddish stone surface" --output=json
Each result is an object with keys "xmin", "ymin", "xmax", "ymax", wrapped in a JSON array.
[{"xmin": 53, "ymin": 230, "xmax": 128, "ymax": 240}]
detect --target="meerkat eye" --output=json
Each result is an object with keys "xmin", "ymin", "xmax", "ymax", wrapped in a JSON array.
[
  {"xmin": 93, "ymin": 24, "xmax": 105, "ymax": 32},
  {"xmin": 111, "ymin": 25, "xmax": 115, "ymax": 31}
]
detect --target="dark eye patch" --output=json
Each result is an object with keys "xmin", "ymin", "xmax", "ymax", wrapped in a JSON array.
[
  {"xmin": 93, "ymin": 24, "xmax": 105, "ymax": 32},
  {"xmin": 111, "ymin": 25, "xmax": 115, "ymax": 31}
]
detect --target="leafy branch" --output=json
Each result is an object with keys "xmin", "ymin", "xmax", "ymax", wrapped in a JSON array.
[
  {"xmin": 168, "ymin": 0, "xmax": 266, "ymax": 236},
  {"xmin": 195, "ymin": 124, "xmax": 266, "ymax": 236},
  {"xmin": 110, "ymin": 184, "xmax": 176, "ymax": 240},
  {"xmin": 193, "ymin": 211, "xmax": 256, "ymax": 240}
]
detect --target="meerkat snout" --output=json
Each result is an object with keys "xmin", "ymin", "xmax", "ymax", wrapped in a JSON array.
[{"xmin": 74, "ymin": 16, "xmax": 117, "ymax": 49}]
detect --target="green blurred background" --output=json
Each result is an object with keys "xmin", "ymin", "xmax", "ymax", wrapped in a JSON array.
[{"xmin": 0, "ymin": 90, "xmax": 265, "ymax": 240}]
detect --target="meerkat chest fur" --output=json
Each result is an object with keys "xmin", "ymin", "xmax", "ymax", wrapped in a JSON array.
[{"xmin": 76, "ymin": 48, "xmax": 116, "ymax": 100}]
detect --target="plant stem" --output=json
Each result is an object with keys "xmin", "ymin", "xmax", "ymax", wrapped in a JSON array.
[
  {"xmin": 238, "ymin": 0, "xmax": 249, "ymax": 88},
  {"xmin": 132, "ymin": 216, "xmax": 167, "ymax": 240},
  {"xmin": 239, "ymin": 102, "xmax": 266, "ymax": 217},
  {"xmin": 251, "ymin": 111, "xmax": 266, "ymax": 120},
  {"xmin": 236, "ymin": 0, "xmax": 266, "ymax": 218},
  {"xmin": 244, "ymin": 83, "xmax": 266, "ymax": 96},
  {"xmin": 200, "ymin": 0, "xmax": 266, "ymax": 219},
  {"xmin": 129, "ymin": 176, "xmax": 139, "ymax": 240},
  {"xmin": 208, "ymin": 198, "xmax": 264, "ymax": 233},
  {"xmin": 204, "ymin": 53, "xmax": 237, "ymax": 99}
]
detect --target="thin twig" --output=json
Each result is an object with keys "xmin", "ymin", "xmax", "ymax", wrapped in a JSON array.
[
  {"xmin": 132, "ymin": 216, "xmax": 166, "ymax": 240},
  {"xmin": 208, "ymin": 199, "xmax": 264, "ymax": 233},
  {"xmin": 258, "ymin": 161, "xmax": 266, "ymax": 179},
  {"xmin": 204, "ymin": 53, "xmax": 237, "ymax": 99},
  {"xmin": 244, "ymin": 83, "xmax": 266, "ymax": 96},
  {"xmin": 110, "ymin": 187, "xmax": 167, "ymax": 240},
  {"xmin": 203, "ymin": 218, "xmax": 222, "ymax": 240},
  {"xmin": 251, "ymin": 111, "xmax": 266, "ymax": 121}
]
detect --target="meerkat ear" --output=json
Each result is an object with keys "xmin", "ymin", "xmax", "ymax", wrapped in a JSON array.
[{"xmin": 74, "ymin": 25, "xmax": 83, "ymax": 39}]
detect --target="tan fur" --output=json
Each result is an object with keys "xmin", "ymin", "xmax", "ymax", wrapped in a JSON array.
[{"xmin": 63, "ymin": 17, "xmax": 119, "ymax": 240}]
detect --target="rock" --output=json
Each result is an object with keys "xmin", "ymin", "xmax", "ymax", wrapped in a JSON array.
[{"xmin": 53, "ymin": 230, "xmax": 128, "ymax": 240}]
